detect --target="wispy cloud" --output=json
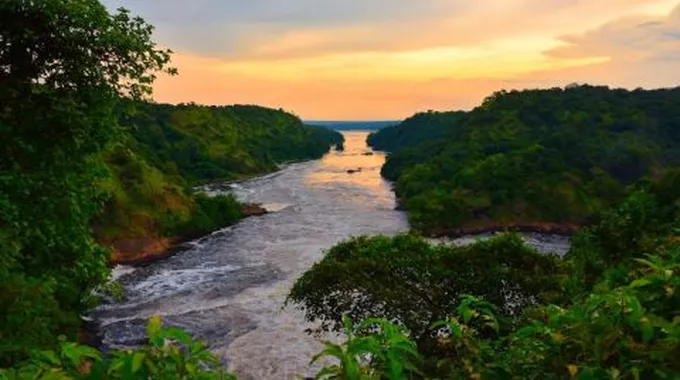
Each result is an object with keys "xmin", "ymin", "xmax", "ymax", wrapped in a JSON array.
[
  {"xmin": 543, "ymin": 4, "xmax": 680, "ymax": 87},
  {"xmin": 102, "ymin": 0, "xmax": 680, "ymax": 119}
]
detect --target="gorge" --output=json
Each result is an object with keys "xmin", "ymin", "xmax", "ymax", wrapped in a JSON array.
[{"xmin": 92, "ymin": 131, "xmax": 569, "ymax": 379}]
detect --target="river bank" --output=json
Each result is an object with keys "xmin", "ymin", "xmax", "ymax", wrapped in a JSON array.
[
  {"xmin": 90, "ymin": 131, "xmax": 407, "ymax": 379},
  {"xmin": 427, "ymin": 221, "xmax": 579, "ymax": 238},
  {"xmin": 109, "ymin": 204, "xmax": 268, "ymax": 266}
]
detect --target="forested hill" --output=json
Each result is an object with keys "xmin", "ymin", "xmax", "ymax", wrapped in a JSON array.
[
  {"xmin": 96, "ymin": 102, "xmax": 344, "ymax": 252},
  {"xmin": 367, "ymin": 110, "xmax": 466, "ymax": 152},
  {"xmin": 373, "ymin": 85, "xmax": 680, "ymax": 235},
  {"xmin": 126, "ymin": 103, "xmax": 344, "ymax": 183},
  {"xmin": 0, "ymin": 0, "xmax": 345, "ymax": 363}
]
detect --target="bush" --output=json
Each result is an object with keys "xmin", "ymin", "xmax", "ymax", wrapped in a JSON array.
[
  {"xmin": 288, "ymin": 233, "xmax": 562, "ymax": 348},
  {"xmin": 1, "ymin": 317, "xmax": 235, "ymax": 379}
]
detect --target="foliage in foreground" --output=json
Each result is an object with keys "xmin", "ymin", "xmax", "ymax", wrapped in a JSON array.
[
  {"xmin": 311, "ymin": 316, "xmax": 421, "ymax": 380},
  {"xmin": 287, "ymin": 233, "xmax": 561, "ymax": 343},
  {"xmin": 8, "ymin": 235, "xmax": 678, "ymax": 379},
  {"xmin": 0, "ymin": 0, "xmax": 172, "ymax": 365},
  {"xmin": 0, "ymin": 317, "xmax": 234, "ymax": 380},
  {"xmin": 1, "ymin": 0, "xmax": 341, "ymax": 366},
  {"xmin": 293, "ymin": 178, "xmax": 680, "ymax": 379},
  {"xmin": 312, "ymin": 246, "xmax": 680, "ymax": 379}
]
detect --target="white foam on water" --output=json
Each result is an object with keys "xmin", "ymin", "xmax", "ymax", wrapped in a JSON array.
[
  {"xmin": 261, "ymin": 203, "xmax": 292, "ymax": 212},
  {"xmin": 127, "ymin": 264, "xmax": 242, "ymax": 298},
  {"xmin": 110, "ymin": 265, "xmax": 136, "ymax": 281}
]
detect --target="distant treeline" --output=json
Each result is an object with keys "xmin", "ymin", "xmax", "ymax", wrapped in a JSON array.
[
  {"xmin": 307, "ymin": 120, "xmax": 399, "ymax": 131},
  {"xmin": 368, "ymin": 85, "xmax": 680, "ymax": 235}
]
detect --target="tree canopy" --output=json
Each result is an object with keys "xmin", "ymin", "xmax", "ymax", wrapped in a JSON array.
[
  {"xmin": 0, "ymin": 0, "xmax": 173, "ymax": 364},
  {"xmin": 369, "ymin": 86, "xmax": 680, "ymax": 235},
  {"xmin": 290, "ymin": 170, "xmax": 680, "ymax": 379}
]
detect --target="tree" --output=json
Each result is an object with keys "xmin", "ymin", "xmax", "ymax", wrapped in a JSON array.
[
  {"xmin": 287, "ymin": 234, "xmax": 561, "ymax": 354},
  {"xmin": 371, "ymin": 86, "xmax": 680, "ymax": 236},
  {"xmin": 0, "ymin": 0, "xmax": 174, "ymax": 364}
]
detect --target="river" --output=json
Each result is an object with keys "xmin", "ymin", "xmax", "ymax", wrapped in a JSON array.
[{"xmin": 92, "ymin": 131, "xmax": 568, "ymax": 379}]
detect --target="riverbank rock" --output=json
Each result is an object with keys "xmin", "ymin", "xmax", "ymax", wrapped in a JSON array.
[
  {"xmin": 430, "ymin": 221, "xmax": 579, "ymax": 238},
  {"xmin": 109, "ymin": 203, "xmax": 269, "ymax": 266},
  {"xmin": 242, "ymin": 204, "xmax": 268, "ymax": 217},
  {"xmin": 110, "ymin": 237, "xmax": 182, "ymax": 266}
]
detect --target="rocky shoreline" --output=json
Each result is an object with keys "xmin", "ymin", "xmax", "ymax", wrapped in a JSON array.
[
  {"xmin": 109, "ymin": 204, "xmax": 268, "ymax": 266},
  {"xmin": 427, "ymin": 221, "xmax": 579, "ymax": 238}
]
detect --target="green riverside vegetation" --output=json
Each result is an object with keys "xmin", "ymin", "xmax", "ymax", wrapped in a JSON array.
[
  {"xmin": 95, "ymin": 102, "xmax": 342, "ymax": 248},
  {"xmin": 369, "ymin": 87, "xmax": 680, "ymax": 235},
  {"xmin": 3, "ymin": 1, "xmax": 680, "ymax": 379},
  {"xmin": 0, "ymin": 0, "xmax": 340, "ymax": 373},
  {"xmin": 289, "ymin": 170, "xmax": 680, "ymax": 379}
]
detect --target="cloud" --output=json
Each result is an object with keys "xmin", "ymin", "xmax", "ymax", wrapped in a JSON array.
[
  {"xmin": 103, "ymin": 0, "xmax": 675, "ymax": 59},
  {"xmin": 102, "ymin": 0, "xmax": 468, "ymax": 57},
  {"xmin": 543, "ymin": 4, "xmax": 680, "ymax": 87},
  {"xmin": 101, "ymin": 0, "xmax": 680, "ymax": 118},
  {"xmin": 548, "ymin": 4, "xmax": 680, "ymax": 59}
]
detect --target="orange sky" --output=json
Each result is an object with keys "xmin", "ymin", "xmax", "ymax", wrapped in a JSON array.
[{"xmin": 104, "ymin": 0, "xmax": 680, "ymax": 120}]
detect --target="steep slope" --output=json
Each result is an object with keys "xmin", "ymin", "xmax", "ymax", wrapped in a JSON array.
[
  {"xmin": 378, "ymin": 85, "xmax": 680, "ymax": 235},
  {"xmin": 94, "ymin": 103, "xmax": 344, "ymax": 262},
  {"xmin": 367, "ymin": 111, "xmax": 465, "ymax": 152},
  {"xmin": 125, "ymin": 103, "xmax": 344, "ymax": 183}
]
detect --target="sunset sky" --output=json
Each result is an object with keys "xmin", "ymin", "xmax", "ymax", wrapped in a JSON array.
[{"xmin": 103, "ymin": 0, "xmax": 680, "ymax": 120}]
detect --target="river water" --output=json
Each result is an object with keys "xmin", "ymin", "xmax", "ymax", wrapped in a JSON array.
[{"xmin": 92, "ymin": 131, "xmax": 569, "ymax": 379}]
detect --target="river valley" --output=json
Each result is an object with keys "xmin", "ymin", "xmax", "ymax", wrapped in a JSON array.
[{"xmin": 92, "ymin": 131, "xmax": 569, "ymax": 379}]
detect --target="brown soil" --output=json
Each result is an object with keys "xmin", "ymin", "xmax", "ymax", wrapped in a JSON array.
[{"xmin": 109, "ymin": 204, "xmax": 268, "ymax": 266}]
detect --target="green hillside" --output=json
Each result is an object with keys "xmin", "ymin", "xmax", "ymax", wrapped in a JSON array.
[
  {"xmin": 370, "ymin": 86, "xmax": 680, "ymax": 235},
  {"xmin": 126, "ymin": 103, "xmax": 344, "ymax": 183},
  {"xmin": 95, "ymin": 103, "xmax": 344, "ymax": 248},
  {"xmin": 367, "ymin": 111, "xmax": 466, "ymax": 152}
]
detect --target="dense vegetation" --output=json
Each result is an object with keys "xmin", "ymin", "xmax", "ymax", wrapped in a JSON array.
[
  {"xmin": 288, "ymin": 233, "xmax": 561, "ymax": 341},
  {"xmin": 5, "ymin": 0, "xmax": 680, "ymax": 379},
  {"xmin": 0, "ymin": 0, "xmax": 340, "ymax": 370},
  {"xmin": 95, "ymin": 103, "xmax": 342, "ymax": 247},
  {"xmin": 126, "ymin": 103, "xmax": 344, "ymax": 183},
  {"xmin": 289, "ymin": 170, "xmax": 680, "ymax": 378},
  {"xmin": 367, "ymin": 111, "xmax": 465, "ymax": 152},
  {"xmin": 370, "ymin": 86, "xmax": 680, "ymax": 235},
  {"xmin": 9, "ymin": 176, "xmax": 680, "ymax": 377},
  {"xmin": 0, "ymin": 0, "xmax": 174, "ymax": 365},
  {"xmin": 1, "ymin": 316, "xmax": 236, "ymax": 379}
]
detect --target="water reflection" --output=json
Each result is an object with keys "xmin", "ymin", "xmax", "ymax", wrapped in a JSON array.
[{"xmin": 305, "ymin": 131, "xmax": 393, "ymax": 205}]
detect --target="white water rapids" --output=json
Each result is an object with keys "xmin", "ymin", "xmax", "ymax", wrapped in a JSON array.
[{"xmin": 92, "ymin": 131, "xmax": 569, "ymax": 379}]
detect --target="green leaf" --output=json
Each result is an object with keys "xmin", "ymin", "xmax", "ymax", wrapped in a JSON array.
[
  {"xmin": 37, "ymin": 350, "xmax": 61, "ymax": 366},
  {"xmin": 147, "ymin": 315, "xmax": 163, "ymax": 344},
  {"xmin": 629, "ymin": 279, "xmax": 652, "ymax": 288},
  {"xmin": 131, "ymin": 352, "xmax": 145, "ymax": 373}
]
